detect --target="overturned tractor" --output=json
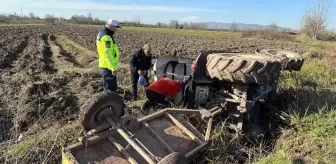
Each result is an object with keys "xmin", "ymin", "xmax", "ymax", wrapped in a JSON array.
[{"xmin": 151, "ymin": 49, "xmax": 303, "ymax": 139}]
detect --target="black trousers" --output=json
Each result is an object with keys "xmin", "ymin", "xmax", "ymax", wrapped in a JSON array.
[
  {"xmin": 100, "ymin": 68, "xmax": 118, "ymax": 92},
  {"xmin": 131, "ymin": 71, "xmax": 149, "ymax": 99},
  {"xmin": 145, "ymin": 89, "xmax": 168, "ymax": 105}
]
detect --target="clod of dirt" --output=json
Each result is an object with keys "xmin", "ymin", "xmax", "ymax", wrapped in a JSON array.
[
  {"xmin": 17, "ymin": 91, "xmax": 79, "ymax": 131},
  {"xmin": 27, "ymin": 82, "xmax": 55, "ymax": 97},
  {"xmin": 0, "ymin": 117, "xmax": 13, "ymax": 142},
  {"xmin": 0, "ymin": 37, "xmax": 28, "ymax": 70},
  {"xmin": 48, "ymin": 34, "xmax": 56, "ymax": 41}
]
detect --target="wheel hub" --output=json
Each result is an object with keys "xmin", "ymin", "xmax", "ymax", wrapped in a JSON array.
[{"xmin": 94, "ymin": 106, "xmax": 114, "ymax": 124}]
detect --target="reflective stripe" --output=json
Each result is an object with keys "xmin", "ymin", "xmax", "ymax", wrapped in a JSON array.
[{"xmin": 97, "ymin": 35, "xmax": 120, "ymax": 71}]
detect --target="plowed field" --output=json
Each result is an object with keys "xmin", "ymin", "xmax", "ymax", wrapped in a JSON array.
[{"xmin": 0, "ymin": 25, "xmax": 308, "ymax": 163}]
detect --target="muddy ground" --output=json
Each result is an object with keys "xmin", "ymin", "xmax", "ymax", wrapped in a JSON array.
[{"xmin": 0, "ymin": 25, "xmax": 308, "ymax": 163}]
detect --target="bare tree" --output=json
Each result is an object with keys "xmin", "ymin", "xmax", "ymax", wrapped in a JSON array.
[
  {"xmin": 269, "ymin": 22, "xmax": 278, "ymax": 32},
  {"xmin": 87, "ymin": 13, "xmax": 93, "ymax": 24},
  {"xmin": 181, "ymin": 22, "xmax": 206, "ymax": 30},
  {"xmin": 169, "ymin": 20, "xmax": 179, "ymax": 29},
  {"xmin": 230, "ymin": 21, "xmax": 238, "ymax": 32},
  {"xmin": 132, "ymin": 16, "xmax": 140, "ymax": 25},
  {"xmin": 156, "ymin": 22, "xmax": 168, "ymax": 28},
  {"xmin": 156, "ymin": 22, "xmax": 162, "ymax": 27},
  {"xmin": 29, "ymin": 12, "xmax": 35, "ymax": 19},
  {"xmin": 0, "ymin": 14, "xmax": 8, "ymax": 22},
  {"xmin": 301, "ymin": 0, "xmax": 332, "ymax": 40},
  {"xmin": 44, "ymin": 14, "xmax": 57, "ymax": 25}
]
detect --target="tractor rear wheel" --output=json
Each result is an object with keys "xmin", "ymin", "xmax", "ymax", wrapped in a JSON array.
[
  {"xmin": 205, "ymin": 52, "xmax": 282, "ymax": 85},
  {"xmin": 255, "ymin": 49, "xmax": 304, "ymax": 71},
  {"xmin": 79, "ymin": 91, "xmax": 125, "ymax": 131}
]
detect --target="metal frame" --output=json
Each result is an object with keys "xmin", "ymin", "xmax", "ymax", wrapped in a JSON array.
[{"xmin": 62, "ymin": 107, "xmax": 222, "ymax": 164}]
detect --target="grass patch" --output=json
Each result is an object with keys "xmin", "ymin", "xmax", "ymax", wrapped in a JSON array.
[
  {"xmin": 122, "ymin": 26, "xmax": 242, "ymax": 37},
  {"xmin": 193, "ymin": 122, "xmax": 233, "ymax": 164},
  {"xmin": 49, "ymin": 35, "xmax": 95, "ymax": 74},
  {"xmin": 256, "ymin": 40, "xmax": 336, "ymax": 163},
  {"xmin": 279, "ymin": 58, "xmax": 336, "ymax": 89},
  {"xmin": 125, "ymin": 99, "xmax": 147, "ymax": 108},
  {"xmin": 241, "ymin": 30, "xmax": 296, "ymax": 41},
  {"xmin": 56, "ymin": 35, "xmax": 96, "ymax": 57},
  {"xmin": 254, "ymin": 150, "xmax": 292, "ymax": 164},
  {"xmin": 53, "ymin": 35, "xmax": 129, "ymax": 74},
  {"xmin": 297, "ymin": 34, "xmax": 336, "ymax": 51},
  {"xmin": 298, "ymin": 34, "xmax": 336, "ymax": 58},
  {"xmin": 2, "ymin": 122, "xmax": 82, "ymax": 163},
  {"xmin": 274, "ymin": 107, "xmax": 336, "ymax": 164},
  {"xmin": 277, "ymin": 58, "xmax": 336, "ymax": 116},
  {"xmin": 74, "ymin": 24, "xmax": 241, "ymax": 37},
  {"xmin": 291, "ymin": 108, "xmax": 336, "ymax": 141}
]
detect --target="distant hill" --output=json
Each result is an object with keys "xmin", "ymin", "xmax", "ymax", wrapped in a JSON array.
[{"xmin": 203, "ymin": 22, "xmax": 294, "ymax": 32}]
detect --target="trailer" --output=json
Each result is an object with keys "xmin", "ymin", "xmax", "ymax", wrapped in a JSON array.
[{"xmin": 61, "ymin": 91, "xmax": 221, "ymax": 164}]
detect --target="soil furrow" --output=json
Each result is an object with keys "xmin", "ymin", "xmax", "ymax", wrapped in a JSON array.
[
  {"xmin": 49, "ymin": 36, "xmax": 84, "ymax": 70},
  {"xmin": 12, "ymin": 35, "xmax": 41, "ymax": 74},
  {"xmin": 11, "ymin": 34, "xmax": 52, "ymax": 75},
  {"xmin": 54, "ymin": 35, "xmax": 97, "ymax": 67},
  {"xmin": 41, "ymin": 34, "xmax": 57, "ymax": 73},
  {"xmin": 0, "ymin": 36, "xmax": 29, "ymax": 71}
]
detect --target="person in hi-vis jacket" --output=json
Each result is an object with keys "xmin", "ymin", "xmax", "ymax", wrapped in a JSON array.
[{"xmin": 96, "ymin": 19, "xmax": 121, "ymax": 91}]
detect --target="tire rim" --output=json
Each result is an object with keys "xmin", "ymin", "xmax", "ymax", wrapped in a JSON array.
[{"xmin": 92, "ymin": 105, "xmax": 115, "ymax": 126}]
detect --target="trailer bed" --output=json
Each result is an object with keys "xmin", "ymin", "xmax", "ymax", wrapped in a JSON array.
[{"xmin": 62, "ymin": 114, "xmax": 204, "ymax": 164}]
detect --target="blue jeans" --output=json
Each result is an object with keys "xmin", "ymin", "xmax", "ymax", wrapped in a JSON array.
[{"xmin": 100, "ymin": 68, "xmax": 117, "ymax": 92}]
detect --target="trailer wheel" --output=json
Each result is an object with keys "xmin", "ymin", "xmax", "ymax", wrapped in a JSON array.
[
  {"xmin": 205, "ymin": 52, "xmax": 281, "ymax": 84},
  {"xmin": 79, "ymin": 91, "xmax": 125, "ymax": 131},
  {"xmin": 158, "ymin": 152, "xmax": 188, "ymax": 164},
  {"xmin": 255, "ymin": 49, "xmax": 304, "ymax": 71}
]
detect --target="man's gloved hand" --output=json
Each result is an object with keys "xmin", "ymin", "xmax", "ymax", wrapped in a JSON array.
[{"xmin": 138, "ymin": 70, "xmax": 144, "ymax": 75}]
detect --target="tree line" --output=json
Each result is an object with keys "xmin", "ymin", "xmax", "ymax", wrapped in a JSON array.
[
  {"xmin": 0, "ymin": 12, "xmax": 106, "ymax": 25},
  {"xmin": 0, "ymin": 12, "xmax": 208, "ymax": 30}
]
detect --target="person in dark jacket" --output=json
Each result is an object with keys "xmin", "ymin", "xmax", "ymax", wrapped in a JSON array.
[{"xmin": 129, "ymin": 44, "xmax": 153, "ymax": 100}]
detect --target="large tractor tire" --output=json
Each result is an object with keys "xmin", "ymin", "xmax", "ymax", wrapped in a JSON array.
[
  {"xmin": 157, "ymin": 152, "xmax": 188, "ymax": 164},
  {"xmin": 206, "ymin": 52, "xmax": 282, "ymax": 85},
  {"xmin": 79, "ymin": 91, "xmax": 125, "ymax": 131},
  {"xmin": 255, "ymin": 49, "xmax": 304, "ymax": 71}
]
